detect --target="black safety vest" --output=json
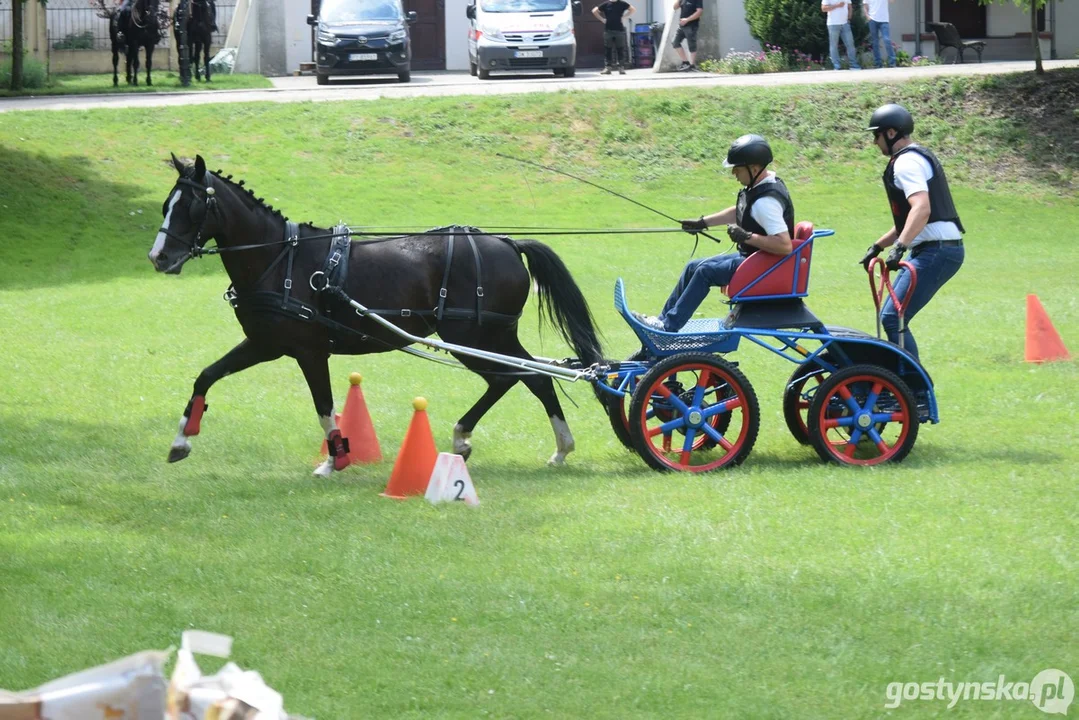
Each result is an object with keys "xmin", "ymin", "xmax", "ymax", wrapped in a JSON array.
[
  {"xmin": 736, "ymin": 177, "xmax": 795, "ymax": 257},
  {"xmin": 883, "ymin": 145, "xmax": 965, "ymax": 236}
]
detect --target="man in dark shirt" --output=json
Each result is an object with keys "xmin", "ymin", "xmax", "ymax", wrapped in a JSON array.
[
  {"xmin": 672, "ymin": 0, "xmax": 702, "ymax": 71},
  {"xmin": 593, "ymin": 0, "xmax": 636, "ymax": 74}
]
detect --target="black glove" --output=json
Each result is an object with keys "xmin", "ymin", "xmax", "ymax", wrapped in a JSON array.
[
  {"xmin": 727, "ymin": 224, "xmax": 753, "ymax": 245},
  {"xmin": 859, "ymin": 244, "xmax": 883, "ymax": 271},
  {"xmin": 885, "ymin": 244, "xmax": 907, "ymax": 272},
  {"xmin": 681, "ymin": 217, "xmax": 708, "ymax": 233}
]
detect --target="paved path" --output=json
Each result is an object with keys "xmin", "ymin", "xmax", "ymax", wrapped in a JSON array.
[{"xmin": 2, "ymin": 59, "xmax": 1076, "ymax": 113}]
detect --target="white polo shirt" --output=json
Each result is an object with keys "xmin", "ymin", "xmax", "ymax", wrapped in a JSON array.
[
  {"xmin": 892, "ymin": 151, "xmax": 962, "ymax": 245},
  {"xmin": 866, "ymin": 0, "xmax": 890, "ymax": 23}
]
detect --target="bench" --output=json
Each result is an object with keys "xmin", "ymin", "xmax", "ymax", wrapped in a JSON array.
[{"xmin": 926, "ymin": 22, "xmax": 986, "ymax": 63}]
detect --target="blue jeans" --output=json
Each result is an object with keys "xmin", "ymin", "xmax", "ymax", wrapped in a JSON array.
[
  {"xmin": 868, "ymin": 20, "xmax": 896, "ymax": 67},
  {"xmin": 880, "ymin": 244, "xmax": 965, "ymax": 362},
  {"xmin": 660, "ymin": 253, "xmax": 744, "ymax": 331},
  {"xmin": 828, "ymin": 23, "xmax": 860, "ymax": 70}
]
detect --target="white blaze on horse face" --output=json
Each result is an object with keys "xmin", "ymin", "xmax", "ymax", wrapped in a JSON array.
[
  {"xmin": 547, "ymin": 415, "xmax": 575, "ymax": 466},
  {"xmin": 150, "ymin": 190, "xmax": 182, "ymax": 263}
]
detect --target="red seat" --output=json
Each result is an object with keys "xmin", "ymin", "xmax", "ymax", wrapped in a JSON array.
[{"xmin": 724, "ymin": 222, "xmax": 815, "ymax": 301}]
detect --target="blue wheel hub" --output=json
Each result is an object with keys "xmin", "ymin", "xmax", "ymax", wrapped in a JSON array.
[
  {"xmin": 686, "ymin": 408, "xmax": 704, "ymax": 428},
  {"xmin": 855, "ymin": 412, "xmax": 874, "ymax": 429}
]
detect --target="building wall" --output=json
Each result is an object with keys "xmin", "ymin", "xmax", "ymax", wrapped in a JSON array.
[
  {"xmin": 1055, "ymin": 0, "xmax": 1078, "ymax": 57},
  {"xmin": 446, "ymin": 0, "xmax": 469, "ymax": 70}
]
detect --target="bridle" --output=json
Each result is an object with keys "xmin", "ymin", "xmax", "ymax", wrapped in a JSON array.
[{"xmin": 158, "ymin": 176, "xmax": 219, "ymax": 272}]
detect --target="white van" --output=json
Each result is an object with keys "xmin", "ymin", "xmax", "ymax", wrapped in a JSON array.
[{"xmin": 466, "ymin": 0, "xmax": 582, "ymax": 79}]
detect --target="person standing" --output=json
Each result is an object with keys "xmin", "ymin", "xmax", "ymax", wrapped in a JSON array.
[
  {"xmin": 593, "ymin": 0, "xmax": 636, "ymax": 74},
  {"xmin": 865, "ymin": 0, "xmax": 896, "ymax": 68},
  {"xmin": 672, "ymin": 0, "xmax": 702, "ymax": 72},
  {"xmin": 633, "ymin": 135, "xmax": 795, "ymax": 332},
  {"xmin": 822, "ymin": 0, "xmax": 860, "ymax": 70},
  {"xmin": 859, "ymin": 104, "xmax": 965, "ymax": 362}
]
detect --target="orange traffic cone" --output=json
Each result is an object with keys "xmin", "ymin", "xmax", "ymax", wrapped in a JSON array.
[
  {"xmin": 381, "ymin": 397, "xmax": 439, "ymax": 500},
  {"xmin": 318, "ymin": 373, "xmax": 382, "ymax": 464},
  {"xmin": 1025, "ymin": 294, "xmax": 1071, "ymax": 363},
  {"xmin": 338, "ymin": 373, "xmax": 382, "ymax": 463}
]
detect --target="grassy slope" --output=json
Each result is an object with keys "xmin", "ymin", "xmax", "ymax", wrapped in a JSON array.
[{"xmin": 0, "ymin": 71, "xmax": 1076, "ymax": 718}]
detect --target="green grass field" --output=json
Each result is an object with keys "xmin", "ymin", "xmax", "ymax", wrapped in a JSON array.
[
  {"xmin": 0, "ymin": 72, "xmax": 272, "ymax": 97},
  {"xmin": 1, "ymin": 72, "xmax": 1077, "ymax": 718}
]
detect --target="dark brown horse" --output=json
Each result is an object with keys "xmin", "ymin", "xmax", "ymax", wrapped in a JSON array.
[
  {"xmin": 173, "ymin": 0, "xmax": 215, "ymax": 82},
  {"xmin": 148, "ymin": 155, "xmax": 603, "ymax": 476},
  {"xmin": 108, "ymin": 0, "xmax": 165, "ymax": 86}
]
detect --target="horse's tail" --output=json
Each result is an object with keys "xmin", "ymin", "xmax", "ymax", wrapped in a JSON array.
[{"xmin": 512, "ymin": 239, "xmax": 603, "ymax": 365}]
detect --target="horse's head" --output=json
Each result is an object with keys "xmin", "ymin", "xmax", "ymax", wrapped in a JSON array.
[{"xmin": 148, "ymin": 153, "xmax": 219, "ymax": 274}]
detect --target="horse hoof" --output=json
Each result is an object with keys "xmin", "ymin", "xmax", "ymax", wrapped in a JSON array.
[
  {"xmin": 167, "ymin": 445, "xmax": 191, "ymax": 463},
  {"xmin": 547, "ymin": 453, "xmax": 566, "ymax": 467},
  {"xmin": 458, "ymin": 445, "xmax": 472, "ymax": 462}
]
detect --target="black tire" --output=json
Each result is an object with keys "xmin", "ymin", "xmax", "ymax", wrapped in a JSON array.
[
  {"xmin": 606, "ymin": 390, "xmax": 634, "ymax": 450},
  {"xmin": 316, "ymin": 72, "xmax": 328, "ymax": 85},
  {"xmin": 478, "ymin": 67, "xmax": 491, "ymax": 79},
  {"xmin": 628, "ymin": 353, "xmax": 758, "ymax": 472},
  {"xmin": 470, "ymin": 61, "xmax": 478, "ymax": 76},
  {"xmin": 807, "ymin": 364, "xmax": 919, "ymax": 466},
  {"xmin": 563, "ymin": 66, "xmax": 576, "ymax": 77},
  {"xmin": 553, "ymin": 68, "xmax": 565, "ymax": 76},
  {"xmin": 398, "ymin": 69, "xmax": 411, "ymax": 82},
  {"xmin": 782, "ymin": 354, "xmax": 835, "ymax": 445}
]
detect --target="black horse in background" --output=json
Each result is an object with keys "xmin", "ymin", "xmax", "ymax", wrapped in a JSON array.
[
  {"xmin": 101, "ymin": 0, "xmax": 166, "ymax": 86},
  {"xmin": 148, "ymin": 155, "xmax": 604, "ymax": 477},
  {"xmin": 173, "ymin": 0, "xmax": 216, "ymax": 82}
]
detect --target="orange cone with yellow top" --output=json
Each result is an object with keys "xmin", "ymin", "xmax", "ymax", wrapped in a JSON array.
[
  {"xmin": 319, "ymin": 373, "xmax": 382, "ymax": 464},
  {"xmin": 381, "ymin": 397, "xmax": 439, "ymax": 499},
  {"xmin": 1025, "ymin": 294, "xmax": 1071, "ymax": 363}
]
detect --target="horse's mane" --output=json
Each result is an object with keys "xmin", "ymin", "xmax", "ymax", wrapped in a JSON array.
[{"xmin": 206, "ymin": 169, "xmax": 290, "ymax": 222}]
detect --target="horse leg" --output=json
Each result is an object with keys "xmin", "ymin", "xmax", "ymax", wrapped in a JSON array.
[
  {"xmin": 144, "ymin": 44, "xmax": 154, "ymax": 86},
  {"xmin": 129, "ymin": 45, "xmax": 138, "ymax": 85},
  {"xmin": 112, "ymin": 45, "xmax": 120, "ymax": 86},
  {"xmin": 295, "ymin": 352, "xmax": 347, "ymax": 478},
  {"xmin": 450, "ymin": 371, "xmax": 520, "ymax": 461},
  {"xmin": 521, "ymin": 373, "xmax": 575, "ymax": 466},
  {"xmin": 204, "ymin": 38, "xmax": 211, "ymax": 82},
  {"xmin": 168, "ymin": 338, "xmax": 282, "ymax": 462},
  {"xmin": 194, "ymin": 40, "xmax": 202, "ymax": 81}
]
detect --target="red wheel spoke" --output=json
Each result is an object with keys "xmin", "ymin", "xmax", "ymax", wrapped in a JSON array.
[
  {"xmin": 719, "ymin": 437, "xmax": 733, "ymax": 451},
  {"xmin": 696, "ymin": 371, "xmax": 711, "ymax": 388},
  {"xmin": 843, "ymin": 441, "xmax": 858, "ymax": 458},
  {"xmin": 679, "ymin": 450, "xmax": 690, "ymax": 466},
  {"xmin": 662, "ymin": 434, "xmax": 671, "ymax": 452}
]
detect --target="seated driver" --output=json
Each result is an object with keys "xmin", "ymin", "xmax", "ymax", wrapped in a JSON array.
[{"xmin": 634, "ymin": 134, "xmax": 795, "ymax": 332}]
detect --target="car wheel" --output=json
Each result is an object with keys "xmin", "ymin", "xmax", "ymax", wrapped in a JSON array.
[
  {"xmin": 315, "ymin": 72, "xmax": 328, "ymax": 85},
  {"xmin": 478, "ymin": 67, "xmax": 491, "ymax": 79},
  {"xmin": 553, "ymin": 68, "xmax": 565, "ymax": 76},
  {"xmin": 398, "ymin": 69, "xmax": 411, "ymax": 82},
  {"xmin": 470, "ymin": 61, "xmax": 478, "ymax": 76},
  {"xmin": 563, "ymin": 66, "xmax": 575, "ymax": 77}
]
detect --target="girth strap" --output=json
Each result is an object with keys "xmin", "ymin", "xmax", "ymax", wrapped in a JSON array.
[{"xmin": 436, "ymin": 226, "xmax": 486, "ymax": 325}]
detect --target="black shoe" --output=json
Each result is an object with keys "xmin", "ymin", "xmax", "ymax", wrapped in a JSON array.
[
  {"xmin": 600, "ymin": 67, "xmax": 612, "ymax": 75},
  {"xmin": 618, "ymin": 66, "xmax": 626, "ymax": 75},
  {"xmin": 677, "ymin": 61, "xmax": 691, "ymax": 72}
]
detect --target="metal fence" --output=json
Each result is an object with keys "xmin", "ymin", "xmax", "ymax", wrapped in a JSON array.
[
  {"xmin": 40, "ymin": 0, "xmax": 234, "ymax": 53},
  {"xmin": 0, "ymin": 0, "xmax": 12, "ymax": 46}
]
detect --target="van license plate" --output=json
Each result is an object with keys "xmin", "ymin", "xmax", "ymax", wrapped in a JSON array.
[
  {"xmin": 514, "ymin": 50, "xmax": 543, "ymax": 58},
  {"xmin": 349, "ymin": 53, "xmax": 378, "ymax": 61}
]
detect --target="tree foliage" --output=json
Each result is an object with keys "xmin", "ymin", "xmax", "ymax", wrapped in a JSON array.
[{"xmin": 744, "ymin": 0, "xmax": 868, "ymax": 62}]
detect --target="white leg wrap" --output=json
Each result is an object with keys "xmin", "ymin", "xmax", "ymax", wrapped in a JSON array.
[{"xmin": 547, "ymin": 415, "xmax": 575, "ymax": 466}]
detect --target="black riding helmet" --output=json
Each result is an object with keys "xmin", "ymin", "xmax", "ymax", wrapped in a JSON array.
[
  {"xmin": 724, "ymin": 134, "xmax": 773, "ymax": 185},
  {"xmin": 868, "ymin": 103, "xmax": 914, "ymax": 153}
]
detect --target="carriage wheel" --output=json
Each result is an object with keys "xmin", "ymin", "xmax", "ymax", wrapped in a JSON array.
[
  {"xmin": 807, "ymin": 364, "xmax": 919, "ymax": 466},
  {"xmin": 628, "ymin": 353, "xmax": 758, "ymax": 472},
  {"xmin": 782, "ymin": 355, "xmax": 834, "ymax": 445},
  {"xmin": 605, "ymin": 375, "xmax": 636, "ymax": 451}
]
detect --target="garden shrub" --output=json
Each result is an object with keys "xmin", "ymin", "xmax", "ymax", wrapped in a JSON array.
[{"xmin": 0, "ymin": 55, "xmax": 48, "ymax": 89}]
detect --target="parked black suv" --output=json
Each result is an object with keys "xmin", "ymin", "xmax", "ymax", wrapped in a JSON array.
[{"xmin": 308, "ymin": 0, "xmax": 418, "ymax": 84}]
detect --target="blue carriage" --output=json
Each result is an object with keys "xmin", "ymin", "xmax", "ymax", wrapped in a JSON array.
[{"xmin": 597, "ymin": 223, "xmax": 937, "ymax": 471}]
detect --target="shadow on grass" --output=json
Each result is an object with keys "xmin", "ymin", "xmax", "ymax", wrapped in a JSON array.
[
  {"xmin": 968, "ymin": 68, "xmax": 1079, "ymax": 181},
  {"xmin": 0, "ymin": 146, "xmax": 152, "ymax": 291}
]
